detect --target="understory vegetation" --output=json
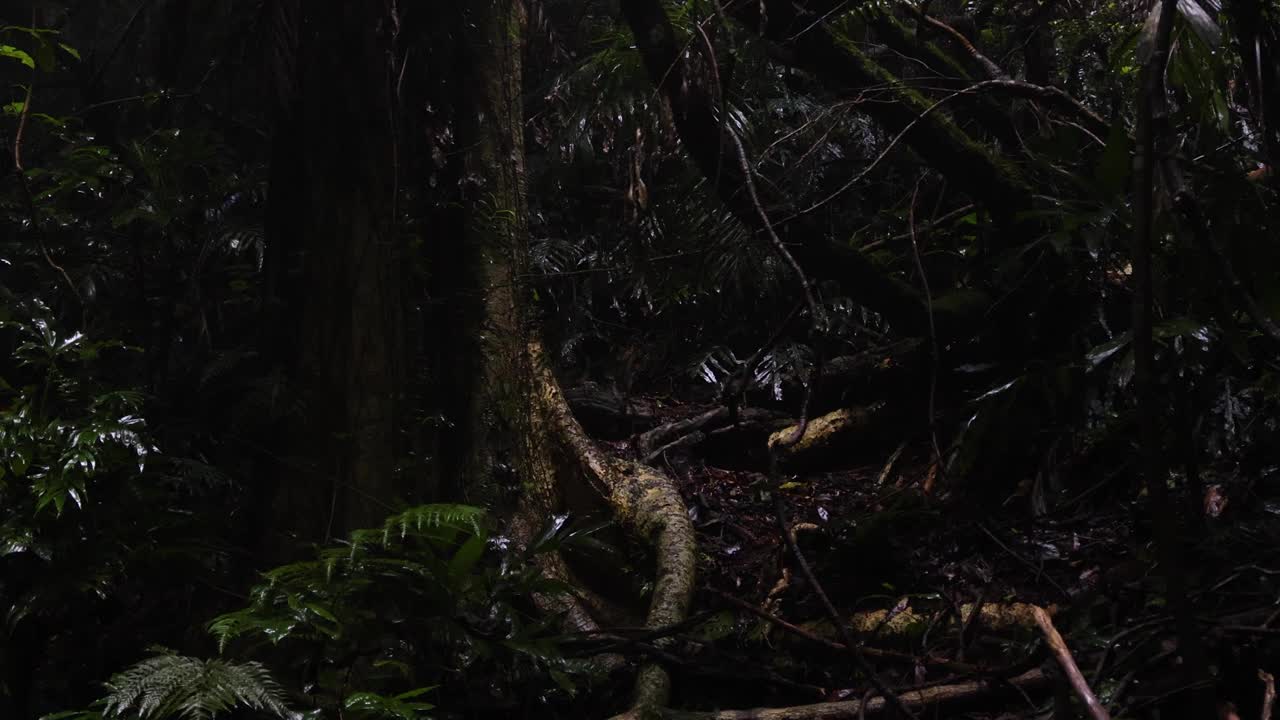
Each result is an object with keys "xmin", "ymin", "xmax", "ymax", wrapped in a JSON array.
[{"xmin": 3, "ymin": 0, "xmax": 1280, "ymax": 718}]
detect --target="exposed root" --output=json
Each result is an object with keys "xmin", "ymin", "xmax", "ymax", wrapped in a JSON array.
[
  {"xmin": 529, "ymin": 341, "xmax": 697, "ymax": 716},
  {"xmin": 507, "ymin": 501, "xmax": 628, "ymax": 676}
]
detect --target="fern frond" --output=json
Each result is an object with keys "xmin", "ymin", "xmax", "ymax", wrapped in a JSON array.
[
  {"xmin": 101, "ymin": 654, "xmax": 292, "ymax": 720},
  {"xmin": 381, "ymin": 504, "xmax": 486, "ymax": 539}
]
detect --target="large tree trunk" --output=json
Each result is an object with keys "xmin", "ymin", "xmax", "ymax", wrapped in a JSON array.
[
  {"xmin": 267, "ymin": 1, "xmax": 405, "ymax": 547},
  {"xmin": 451, "ymin": 1, "xmax": 696, "ymax": 714}
]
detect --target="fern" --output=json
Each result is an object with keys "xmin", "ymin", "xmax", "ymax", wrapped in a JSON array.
[
  {"xmin": 99, "ymin": 653, "xmax": 294, "ymax": 720},
  {"xmin": 382, "ymin": 504, "xmax": 487, "ymax": 539},
  {"xmin": 344, "ymin": 687, "xmax": 436, "ymax": 720}
]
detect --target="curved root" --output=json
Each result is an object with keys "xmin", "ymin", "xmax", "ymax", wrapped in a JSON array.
[{"xmin": 530, "ymin": 342, "xmax": 697, "ymax": 716}]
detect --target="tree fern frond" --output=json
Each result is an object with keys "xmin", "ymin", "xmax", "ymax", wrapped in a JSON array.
[
  {"xmin": 207, "ymin": 608, "xmax": 303, "ymax": 652},
  {"xmin": 155, "ymin": 457, "xmax": 233, "ymax": 491},
  {"xmin": 100, "ymin": 654, "xmax": 293, "ymax": 720},
  {"xmin": 382, "ymin": 504, "xmax": 486, "ymax": 539}
]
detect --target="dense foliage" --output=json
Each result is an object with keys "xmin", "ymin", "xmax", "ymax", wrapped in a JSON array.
[{"xmin": 3, "ymin": 0, "xmax": 1280, "ymax": 719}]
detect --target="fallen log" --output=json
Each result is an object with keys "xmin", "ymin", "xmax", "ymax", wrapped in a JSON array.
[
  {"xmin": 849, "ymin": 601, "xmax": 1055, "ymax": 637},
  {"xmin": 565, "ymin": 382, "xmax": 659, "ymax": 439},
  {"xmin": 660, "ymin": 668, "xmax": 1049, "ymax": 719},
  {"xmin": 768, "ymin": 406, "xmax": 885, "ymax": 469},
  {"xmin": 638, "ymin": 406, "xmax": 792, "ymax": 461}
]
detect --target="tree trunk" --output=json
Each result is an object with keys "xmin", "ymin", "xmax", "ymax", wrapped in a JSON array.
[
  {"xmin": 451, "ymin": 2, "xmax": 696, "ymax": 714},
  {"xmin": 267, "ymin": 1, "xmax": 405, "ymax": 547}
]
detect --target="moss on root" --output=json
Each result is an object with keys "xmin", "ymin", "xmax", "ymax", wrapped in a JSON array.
[{"xmin": 528, "ymin": 341, "xmax": 696, "ymax": 716}]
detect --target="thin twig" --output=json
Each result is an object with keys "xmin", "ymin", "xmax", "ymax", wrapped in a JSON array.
[
  {"xmin": 772, "ymin": 491, "xmax": 920, "ymax": 720},
  {"xmin": 783, "ymin": 77, "xmax": 1109, "ymax": 225},
  {"xmin": 11, "ymin": 16, "xmax": 83, "ymax": 309},
  {"xmin": 708, "ymin": 34, "xmax": 825, "ymax": 448},
  {"xmin": 13, "ymin": 73, "xmax": 33, "ymax": 173},
  {"xmin": 1032, "ymin": 606, "xmax": 1111, "ymax": 720},
  {"xmin": 1090, "ymin": 616, "xmax": 1171, "ymax": 686},
  {"xmin": 913, "ymin": 9, "xmax": 1008, "ymax": 80},
  {"xmin": 858, "ymin": 203, "xmax": 974, "ymax": 253},
  {"xmin": 86, "ymin": 0, "xmax": 160, "ymax": 91},
  {"xmin": 908, "ymin": 179, "xmax": 944, "ymax": 478},
  {"xmin": 978, "ymin": 524, "xmax": 1070, "ymax": 599},
  {"xmin": 1261, "ymin": 670, "xmax": 1275, "ymax": 720},
  {"xmin": 690, "ymin": 2, "xmax": 826, "ymax": 440}
]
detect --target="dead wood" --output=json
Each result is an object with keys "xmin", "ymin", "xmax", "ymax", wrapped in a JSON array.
[
  {"xmin": 1032, "ymin": 605, "xmax": 1110, "ymax": 720},
  {"xmin": 638, "ymin": 406, "xmax": 792, "ymax": 461},
  {"xmin": 660, "ymin": 668, "xmax": 1049, "ymax": 720},
  {"xmin": 1261, "ymin": 670, "xmax": 1275, "ymax": 720},
  {"xmin": 711, "ymin": 589, "xmax": 1023, "ymax": 676},
  {"xmin": 565, "ymin": 382, "xmax": 659, "ymax": 439},
  {"xmin": 768, "ymin": 406, "xmax": 884, "ymax": 470},
  {"xmin": 850, "ymin": 601, "xmax": 1055, "ymax": 637}
]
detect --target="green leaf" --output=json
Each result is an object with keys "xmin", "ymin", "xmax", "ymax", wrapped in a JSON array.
[
  {"xmin": 448, "ymin": 533, "xmax": 486, "ymax": 578},
  {"xmin": 695, "ymin": 610, "xmax": 737, "ymax": 641},
  {"xmin": 1154, "ymin": 317, "xmax": 1210, "ymax": 341},
  {"xmin": 0, "ymin": 44, "xmax": 34, "ymax": 68},
  {"xmin": 549, "ymin": 669, "xmax": 577, "ymax": 695},
  {"xmin": 34, "ymin": 41, "xmax": 55, "ymax": 71},
  {"xmin": 1086, "ymin": 333, "xmax": 1130, "ymax": 367},
  {"xmin": 1094, "ymin": 122, "xmax": 1132, "ymax": 198},
  {"xmin": 1176, "ymin": 0, "xmax": 1221, "ymax": 47},
  {"xmin": 10, "ymin": 446, "xmax": 30, "ymax": 476},
  {"xmin": 57, "ymin": 42, "xmax": 80, "ymax": 60},
  {"xmin": 393, "ymin": 687, "xmax": 438, "ymax": 701},
  {"xmin": 39, "ymin": 712, "xmax": 102, "ymax": 720},
  {"xmin": 304, "ymin": 602, "xmax": 339, "ymax": 624}
]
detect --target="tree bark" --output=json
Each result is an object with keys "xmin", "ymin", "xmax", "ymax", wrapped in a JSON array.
[
  {"xmin": 268, "ymin": 1, "xmax": 405, "ymax": 546},
  {"xmin": 620, "ymin": 0, "xmax": 933, "ymax": 335},
  {"xmin": 1133, "ymin": 2, "xmax": 1211, "ymax": 713},
  {"xmin": 662, "ymin": 669, "xmax": 1048, "ymax": 720},
  {"xmin": 451, "ymin": 2, "xmax": 696, "ymax": 714},
  {"xmin": 729, "ymin": 0, "xmax": 1034, "ymax": 215}
]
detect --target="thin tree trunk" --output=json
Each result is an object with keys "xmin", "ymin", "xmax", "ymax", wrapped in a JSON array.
[{"xmin": 1133, "ymin": 2, "xmax": 1210, "ymax": 712}]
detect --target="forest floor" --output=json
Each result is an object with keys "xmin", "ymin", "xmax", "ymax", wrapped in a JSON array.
[{"xmin": 586, "ymin": 395, "xmax": 1280, "ymax": 718}]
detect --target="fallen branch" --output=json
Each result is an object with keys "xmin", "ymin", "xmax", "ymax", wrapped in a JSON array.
[
  {"xmin": 912, "ymin": 9, "xmax": 1008, "ymax": 81},
  {"xmin": 773, "ymin": 493, "xmax": 919, "ymax": 720},
  {"xmin": 644, "ymin": 431, "xmax": 707, "ymax": 464},
  {"xmin": 1032, "ymin": 605, "xmax": 1110, "ymax": 720},
  {"xmin": 768, "ymin": 406, "xmax": 882, "ymax": 469},
  {"xmin": 565, "ymin": 383, "xmax": 659, "ymax": 439},
  {"xmin": 1261, "ymin": 670, "xmax": 1275, "ymax": 720},
  {"xmin": 850, "ymin": 601, "xmax": 1053, "ymax": 637},
  {"xmin": 660, "ymin": 668, "xmax": 1049, "ymax": 719},
  {"xmin": 638, "ymin": 408, "xmax": 727, "ymax": 456},
  {"xmin": 564, "ymin": 632, "xmax": 827, "ymax": 699},
  {"xmin": 711, "ymin": 589, "xmax": 1026, "ymax": 676}
]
